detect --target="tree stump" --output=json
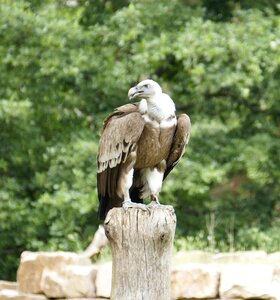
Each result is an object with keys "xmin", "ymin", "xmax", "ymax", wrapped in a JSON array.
[{"xmin": 104, "ymin": 205, "xmax": 176, "ymax": 300}]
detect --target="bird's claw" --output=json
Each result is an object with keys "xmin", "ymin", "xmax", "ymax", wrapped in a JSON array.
[
  {"xmin": 122, "ymin": 200, "xmax": 147, "ymax": 211},
  {"xmin": 147, "ymin": 200, "xmax": 161, "ymax": 207},
  {"xmin": 148, "ymin": 195, "xmax": 161, "ymax": 207},
  {"xmin": 147, "ymin": 200, "xmax": 174, "ymax": 213}
]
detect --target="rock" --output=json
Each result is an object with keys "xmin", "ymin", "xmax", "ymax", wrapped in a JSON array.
[
  {"xmin": 17, "ymin": 251, "xmax": 91, "ymax": 294},
  {"xmin": 268, "ymin": 252, "xmax": 280, "ymax": 265},
  {"xmin": 272, "ymin": 266, "xmax": 280, "ymax": 300},
  {"xmin": 171, "ymin": 263, "xmax": 219, "ymax": 299},
  {"xmin": 95, "ymin": 262, "xmax": 112, "ymax": 298},
  {"xmin": 0, "ymin": 281, "xmax": 18, "ymax": 291},
  {"xmin": 0, "ymin": 289, "xmax": 47, "ymax": 300},
  {"xmin": 173, "ymin": 251, "xmax": 213, "ymax": 265},
  {"xmin": 213, "ymin": 251, "xmax": 267, "ymax": 264},
  {"xmin": 40, "ymin": 264, "xmax": 98, "ymax": 298},
  {"xmin": 219, "ymin": 264, "xmax": 275, "ymax": 299}
]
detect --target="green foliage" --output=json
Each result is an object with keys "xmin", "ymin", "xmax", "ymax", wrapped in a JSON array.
[
  {"xmin": 0, "ymin": 0, "xmax": 280, "ymax": 279},
  {"xmin": 78, "ymin": 0, "xmax": 130, "ymax": 27},
  {"xmin": 175, "ymin": 226, "xmax": 280, "ymax": 253}
]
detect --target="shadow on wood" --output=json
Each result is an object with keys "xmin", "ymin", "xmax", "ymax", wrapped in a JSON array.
[{"xmin": 104, "ymin": 205, "xmax": 176, "ymax": 300}]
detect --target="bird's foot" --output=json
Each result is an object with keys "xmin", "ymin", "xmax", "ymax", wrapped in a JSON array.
[
  {"xmin": 148, "ymin": 202, "xmax": 167, "ymax": 209},
  {"xmin": 122, "ymin": 200, "xmax": 147, "ymax": 211},
  {"xmin": 147, "ymin": 195, "xmax": 162, "ymax": 207},
  {"xmin": 147, "ymin": 196, "xmax": 174, "ymax": 212}
]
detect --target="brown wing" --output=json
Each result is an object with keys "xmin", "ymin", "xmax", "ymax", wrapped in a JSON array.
[
  {"xmin": 97, "ymin": 103, "xmax": 145, "ymax": 220},
  {"xmin": 163, "ymin": 114, "xmax": 191, "ymax": 180}
]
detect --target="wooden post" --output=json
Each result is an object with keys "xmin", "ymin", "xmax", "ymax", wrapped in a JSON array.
[{"xmin": 104, "ymin": 205, "xmax": 176, "ymax": 300}]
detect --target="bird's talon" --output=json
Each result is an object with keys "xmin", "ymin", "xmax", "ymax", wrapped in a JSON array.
[
  {"xmin": 148, "ymin": 196, "xmax": 161, "ymax": 207},
  {"xmin": 122, "ymin": 201, "xmax": 147, "ymax": 211},
  {"xmin": 147, "ymin": 201, "xmax": 159, "ymax": 207}
]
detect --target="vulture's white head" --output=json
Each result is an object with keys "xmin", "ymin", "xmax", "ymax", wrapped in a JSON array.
[{"xmin": 128, "ymin": 79, "xmax": 162, "ymax": 100}]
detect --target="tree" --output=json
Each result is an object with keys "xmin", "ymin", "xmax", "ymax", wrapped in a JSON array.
[{"xmin": 0, "ymin": 0, "xmax": 279, "ymax": 279}]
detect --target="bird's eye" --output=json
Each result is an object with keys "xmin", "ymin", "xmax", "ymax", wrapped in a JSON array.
[{"xmin": 143, "ymin": 84, "xmax": 149, "ymax": 88}]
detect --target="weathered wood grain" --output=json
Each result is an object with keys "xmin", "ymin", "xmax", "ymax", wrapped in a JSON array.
[{"xmin": 104, "ymin": 205, "xmax": 176, "ymax": 300}]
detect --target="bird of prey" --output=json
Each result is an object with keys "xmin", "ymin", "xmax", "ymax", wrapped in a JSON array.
[{"xmin": 97, "ymin": 79, "xmax": 190, "ymax": 220}]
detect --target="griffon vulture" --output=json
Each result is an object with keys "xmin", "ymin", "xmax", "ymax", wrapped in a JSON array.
[{"xmin": 97, "ymin": 79, "xmax": 190, "ymax": 220}]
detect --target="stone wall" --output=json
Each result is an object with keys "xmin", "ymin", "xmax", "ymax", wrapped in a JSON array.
[{"xmin": 0, "ymin": 251, "xmax": 280, "ymax": 300}]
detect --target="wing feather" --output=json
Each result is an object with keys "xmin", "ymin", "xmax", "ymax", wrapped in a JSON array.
[
  {"xmin": 164, "ymin": 114, "xmax": 191, "ymax": 180},
  {"xmin": 97, "ymin": 104, "xmax": 143, "ymax": 172},
  {"xmin": 97, "ymin": 103, "xmax": 145, "ymax": 220}
]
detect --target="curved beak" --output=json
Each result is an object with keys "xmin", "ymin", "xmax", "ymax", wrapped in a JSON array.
[{"xmin": 128, "ymin": 86, "xmax": 144, "ymax": 100}]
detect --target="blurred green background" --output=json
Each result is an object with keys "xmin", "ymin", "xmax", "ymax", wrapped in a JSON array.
[{"xmin": 0, "ymin": 0, "xmax": 279, "ymax": 280}]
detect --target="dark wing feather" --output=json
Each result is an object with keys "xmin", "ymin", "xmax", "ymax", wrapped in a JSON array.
[
  {"xmin": 164, "ymin": 114, "xmax": 191, "ymax": 180},
  {"xmin": 97, "ymin": 103, "xmax": 145, "ymax": 220}
]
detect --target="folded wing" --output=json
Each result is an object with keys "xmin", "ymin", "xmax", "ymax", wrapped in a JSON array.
[
  {"xmin": 97, "ymin": 104, "xmax": 145, "ymax": 220},
  {"xmin": 164, "ymin": 114, "xmax": 191, "ymax": 180}
]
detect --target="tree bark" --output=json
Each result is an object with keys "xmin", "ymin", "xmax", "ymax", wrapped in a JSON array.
[
  {"xmin": 104, "ymin": 205, "xmax": 176, "ymax": 300},
  {"xmin": 81, "ymin": 225, "xmax": 108, "ymax": 259}
]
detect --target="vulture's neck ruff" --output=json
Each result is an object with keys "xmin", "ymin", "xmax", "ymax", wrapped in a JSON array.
[
  {"xmin": 140, "ymin": 94, "xmax": 176, "ymax": 124},
  {"xmin": 128, "ymin": 80, "xmax": 176, "ymax": 124}
]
